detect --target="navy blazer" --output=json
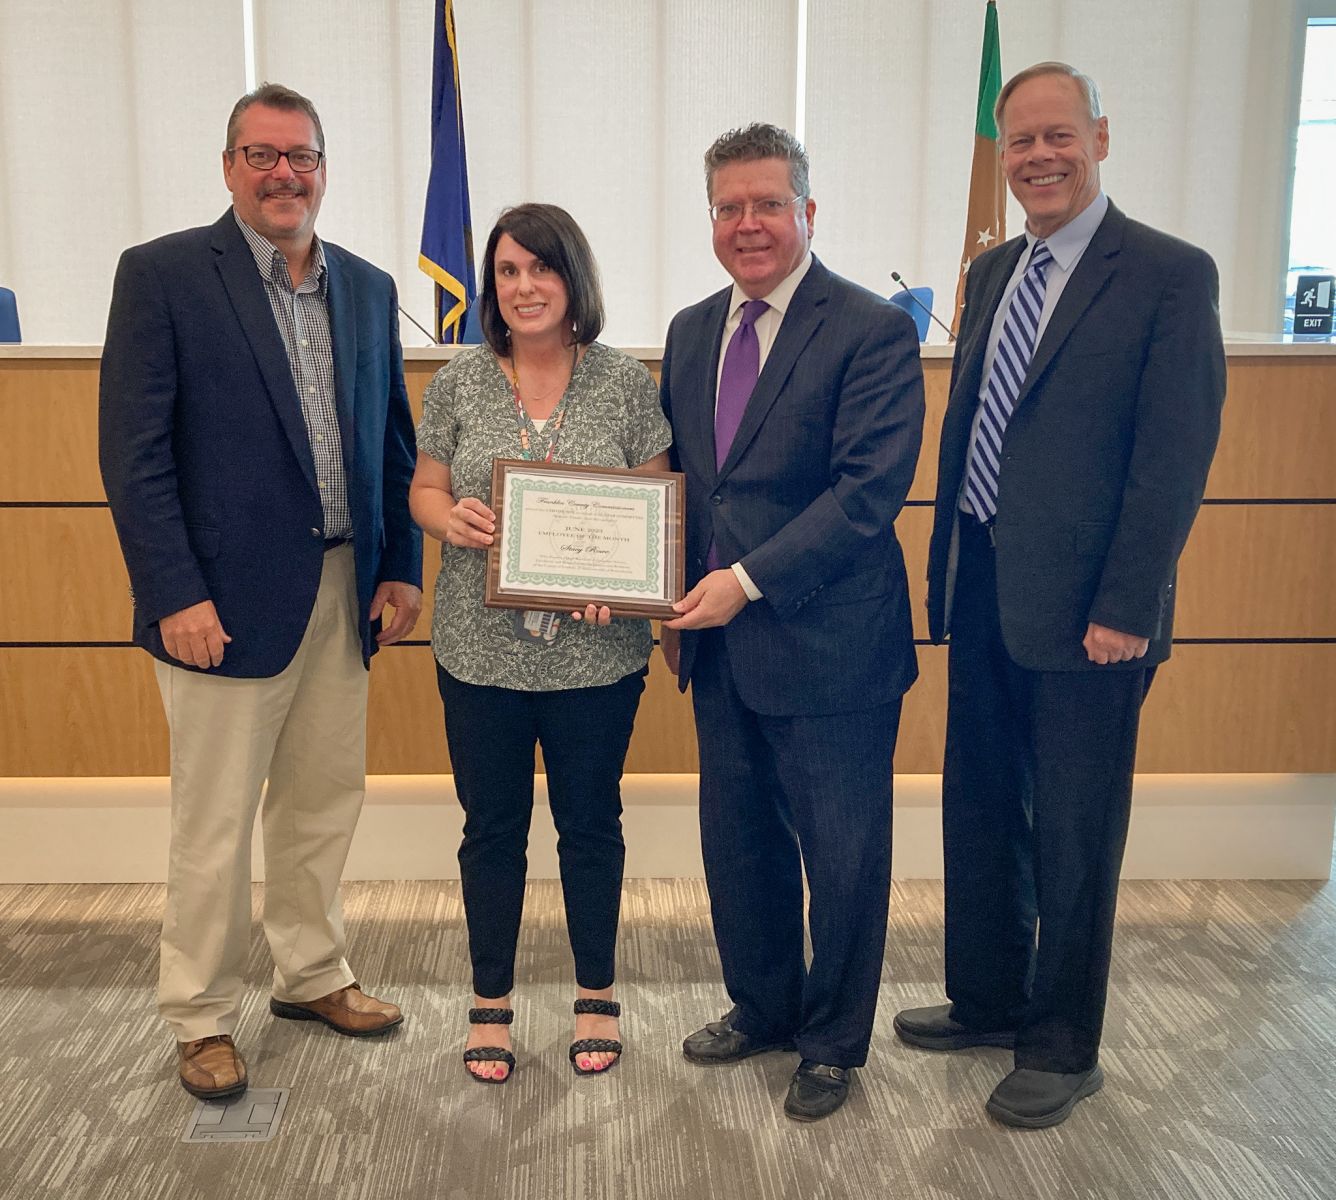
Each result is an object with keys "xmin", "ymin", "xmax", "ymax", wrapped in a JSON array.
[
  {"xmin": 661, "ymin": 257, "xmax": 925, "ymax": 717},
  {"xmin": 99, "ymin": 210, "xmax": 421, "ymax": 678},
  {"xmin": 927, "ymin": 202, "xmax": 1226, "ymax": 671}
]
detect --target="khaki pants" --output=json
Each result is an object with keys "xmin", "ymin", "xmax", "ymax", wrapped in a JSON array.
[{"xmin": 154, "ymin": 545, "xmax": 367, "ymax": 1042}]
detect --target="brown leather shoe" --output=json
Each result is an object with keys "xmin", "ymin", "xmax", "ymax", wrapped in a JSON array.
[
  {"xmin": 177, "ymin": 1034, "xmax": 247, "ymax": 1100},
  {"xmin": 269, "ymin": 982, "xmax": 404, "ymax": 1037}
]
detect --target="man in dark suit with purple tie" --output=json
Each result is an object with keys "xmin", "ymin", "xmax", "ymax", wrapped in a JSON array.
[
  {"xmin": 893, "ymin": 62, "xmax": 1225, "ymax": 1129},
  {"xmin": 659, "ymin": 123, "xmax": 924, "ymax": 1121}
]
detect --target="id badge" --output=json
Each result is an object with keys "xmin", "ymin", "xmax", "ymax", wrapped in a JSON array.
[{"xmin": 511, "ymin": 609, "xmax": 561, "ymax": 644}]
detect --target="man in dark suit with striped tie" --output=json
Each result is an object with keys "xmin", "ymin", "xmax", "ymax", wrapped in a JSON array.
[
  {"xmin": 893, "ymin": 62, "xmax": 1225, "ymax": 1128},
  {"xmin": 659, "ymin": 123, "xmax": 924, "ymax": 1121}
]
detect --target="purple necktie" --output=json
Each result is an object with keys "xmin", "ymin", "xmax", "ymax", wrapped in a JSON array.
[
  {"xmin": 714, "ymin": 299, "xmax": 769, "ymax": 470},
  {"xmin": 707, "ymin": 299, "xmax": 768, "ymax": 570}
]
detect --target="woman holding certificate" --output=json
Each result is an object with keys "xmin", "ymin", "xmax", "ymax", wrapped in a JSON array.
[{"xmin": 410, "ymin": 204, "xmax": 671, "ymax": 1084}]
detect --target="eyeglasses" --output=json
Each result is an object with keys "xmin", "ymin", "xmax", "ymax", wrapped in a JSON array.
[
  {"xmin": 229, "ymin": 145, "xmax": 325, "ymax": 173},
  {"xmin": 708, "ymin": 195, "xmax": 805, "ymax": 224}
]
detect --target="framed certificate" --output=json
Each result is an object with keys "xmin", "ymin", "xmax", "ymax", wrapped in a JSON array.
[{"xmin": 484, "ymin": 459, "xmax": 687, "ymax": 620}]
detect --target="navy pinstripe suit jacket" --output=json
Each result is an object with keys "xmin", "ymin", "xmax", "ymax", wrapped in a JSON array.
[{"xmin": 661, "ymin": 257, "xmax": 925, "ymax": 716}]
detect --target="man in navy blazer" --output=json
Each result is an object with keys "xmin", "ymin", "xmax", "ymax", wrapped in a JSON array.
[
  {"xmin": 100, "ymin": 84, "xmax": 421, "ymax": 1101},
  {"xmin": 661, "ymin": 124, "xmax": 924, "ymax": 1121},
  {"xmin": 893, "ymin": 63, "xmax": 1225, "ymax": 1128}
]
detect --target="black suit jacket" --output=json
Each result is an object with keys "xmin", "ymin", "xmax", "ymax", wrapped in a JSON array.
[
  {"xmin": 661, "ymin": 257, "xmax": 925, "ymax": 716},
  {"xmin": 927, "ymin": 201, "xmax": 1226, "ymax": 671},
  {"xmin": 99, "ymin": 211, "xmax": 421, "ymax": 678}
]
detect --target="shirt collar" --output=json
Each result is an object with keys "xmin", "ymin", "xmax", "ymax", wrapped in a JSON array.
[
  {"xmin": 728, "ymin": 251, "xmax": 813, "ymax": 322},
  {"xmin": 233, "ymin": 209, "xmax": 327, "ymax": 295},
  {"xmin": 1023, "ymin": 191, "xmax": 1108, "ymax": 273}
]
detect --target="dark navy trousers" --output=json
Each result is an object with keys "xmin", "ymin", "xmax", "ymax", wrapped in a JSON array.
[
  {"xmin": 691, "ymin": 628, "xmax": 901, "ymax": 1068},
  {"xmin": 942, "ymin": 515, "xmax": 1150, "ymax": 1073}
]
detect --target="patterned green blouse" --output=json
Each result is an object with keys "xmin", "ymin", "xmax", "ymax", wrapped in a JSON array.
[{"xmin": 418, "ymin": 343, "xmax": 673, "ymax": 691}]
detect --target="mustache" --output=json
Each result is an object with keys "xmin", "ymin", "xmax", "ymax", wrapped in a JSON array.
[{"xmin": 261, "ymin": 183, "xmax": 307, "ymax": 198}]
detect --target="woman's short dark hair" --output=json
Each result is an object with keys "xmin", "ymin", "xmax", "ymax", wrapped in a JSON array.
[{"xmin": 478, "ymin": 204, "xmax": 605, "ymax": 352}]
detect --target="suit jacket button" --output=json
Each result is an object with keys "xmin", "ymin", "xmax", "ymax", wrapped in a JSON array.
[
  {"xmin": 311, "ymin": 527, "xmax": 321, "ymax": 537},
  {"xmin": 710, "ymin": 495, "xmax": 723, "ymax": 506}
]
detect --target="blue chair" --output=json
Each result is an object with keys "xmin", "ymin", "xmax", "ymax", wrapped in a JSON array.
[
  {"xmin": 888, "ymin": 285, "xmax": 933, "ymax": 343},
  {"xmin": 460, "ymin": 295, "xmax": 484, "ymax": 345},
  {"xmin": 0, "ymin": 287, "xmax": 20, "ymax": 343}
]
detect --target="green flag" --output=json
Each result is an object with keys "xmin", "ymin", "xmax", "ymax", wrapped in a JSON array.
[{"xmin": 953, "ymin": 1, "xmax": 1005, "ymax": 334}]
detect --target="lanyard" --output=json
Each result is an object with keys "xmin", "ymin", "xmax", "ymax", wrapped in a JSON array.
[{"xmin": 508, "ymin": 347, "xmax": 577, "ymax": 463}]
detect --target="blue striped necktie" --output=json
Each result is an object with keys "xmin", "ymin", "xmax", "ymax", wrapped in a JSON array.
[{"xmin": 964, "ymin": 239, "xmax": 1053, "ymax": 523}]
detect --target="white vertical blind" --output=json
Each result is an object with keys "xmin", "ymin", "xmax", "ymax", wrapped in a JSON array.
[
  {"xmin": 252, "ymin": 0, "xmax": 436, "ymax": 333},
  {"xmin": 803, "ymin": 0, "xmax": 973, "ymax": 325},
  {"xmin": 804, "ymin": 0, "xmax": 1289, "ymax": 338},
  {"xmin": 248, "ymin": 0, "xmax": 796, "ymax": 346},
  {"xmin": 0, "ymin": 1, "xmax": 244, "ymax": 344},
  {"xmin": 0, "ymin": 1, "xmax": 1306, "ymax": 343},
  {"xmin": 453, "ymin": 0, "xmax": 798, "ymax": 346}
]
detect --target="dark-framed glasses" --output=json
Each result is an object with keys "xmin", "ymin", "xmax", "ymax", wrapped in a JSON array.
[
  {"xmin": 230, "ymin": 144, "xmax": 324, "ymax": 172},
  {"xmin": 708, "ymin": 195, "xmax": 804, "ymax": 224}
]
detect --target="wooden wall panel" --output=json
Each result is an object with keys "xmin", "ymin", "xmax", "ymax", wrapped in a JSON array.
[
  {"xmin": 900, "ymin": 645, "xmax": 1336, "ymax": 774},
  {"xmin": 365, "ymin": 358, "xmax": 1336, "ymax": 503},
  {"xmin": 900, "ymin": 360, "xmax": 1336, "ymax": 504},
  {"xmin": 4, "ymin": 644, "xmax": 1333, "ymax": 777},
  {"xmin": 4, "ymin": 353, "xmax": 1334, "ymax": 780},
  {"xmin": 900, "ymin": 508, "xmax": 931, "ymax": 641},
  {"xmin": 366, "ymin": 644, "xmax": 700, "ymax": 776},
  {"xmin": 404, "ymin": 363, "xmax": 436, "ymax": 416},
  {"xmin": 1206, "ymin": 361, "xmax": 1336, "ymax": 499},
  {"xmin": 412, "ymin": 540, "xmax": 442, "ymax": 642},
  {"xmin": 17, "ymin": 500, "xmax": 1322, "ymax": 654},
  {"xmin": 0, "ymin": 648, "xmax": 168, "ymax": 776},
  {"xmin": 8, "ymin": 356, "xmax": 1334, "ymax": 505},
  {"xmin": 0, "ymin": 508, "xmax": 131, "ymax": 641},
  {"xmin": 366, "ymin": 645, "xmax": 449, "ymax": 774},
  {"xmin": 1176, "ymin": 504, "xmax": 1336, "ymax": 636},
  {"xmin": 1, "ymin": 362, "xmax": 102, "ymax": 501},
  {"xmin": 908, "ymin": 362, "xmax": 951, "ymax": 501},
  {"xmin": 1135, "ymin": 643, "xmax": 1336, "ymax": 772},
  {"xmin": 896, "ymin": 503, "xmax": 1336, "ymax": 642}
]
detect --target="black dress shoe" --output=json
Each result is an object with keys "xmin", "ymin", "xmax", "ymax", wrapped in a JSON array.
[
  {"xmin": 783, "ymin": 1060, "xmax": 852, "ymax": 1122},
  {"xmin": 986, "ymin": 1065, "xmax": 1104, "ymax": 1129},
  {"xmin": 893, "ymin": 1003, "xmax": 1016, "ymax": 1051},
  {"xmin": 682, "ymin": 1012, "xmax": 796, "ymax": 1065}
]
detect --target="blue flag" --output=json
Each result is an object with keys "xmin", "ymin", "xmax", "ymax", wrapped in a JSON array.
[{"xmin": 419, "ymin": 0, "xmax": 475, "ymax": 343}]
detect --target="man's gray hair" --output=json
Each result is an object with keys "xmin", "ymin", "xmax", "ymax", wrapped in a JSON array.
[
  {"xmin": 226, "ymin": 82, "xmax": 326, "ymax": 154},
  {"xmin": 703, "ymin": 123, "xmax": 810, "ymax": 200},
  {"xmin": 994, "ymin": 61, "xmax": 1102, "ymax": 132}
]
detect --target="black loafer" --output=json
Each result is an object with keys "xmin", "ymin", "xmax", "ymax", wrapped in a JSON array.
[
  {"xmin": 682, "ymin": 1011, "xmax": 796, "ymax": 1065},
  {"xmin": 986, "ymin": 1065, "xmax": 1104, "ymax": 1128},
  {"xmin": 783, "ymin": 1060, "xmax": 852, "ymax": 1122},
  {"xmin": 893, "ymin": 1004, "xmax": 1016, "ymax": 1051}
]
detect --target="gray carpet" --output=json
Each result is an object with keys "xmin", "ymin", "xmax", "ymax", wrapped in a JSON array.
[{"xmin": 1, "ymin": 876, "xmax": 1333, "ymax": 1200}]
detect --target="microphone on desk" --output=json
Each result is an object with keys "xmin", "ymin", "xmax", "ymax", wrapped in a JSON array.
[
  {"xmin": 890, "ymin": 272, "xmax": 957, "ymax": 342},
  {"xmin": 399, "ymin": 305, "xmax": 439, "ymax": 346}
]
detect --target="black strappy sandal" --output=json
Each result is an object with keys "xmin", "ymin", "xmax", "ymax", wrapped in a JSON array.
[
  {"xmin": 569, "ymin": 998, "xmax": 623, "ymax": 1076},
  {"xmin": 463, "ymin": 1006, "xmax": 515, "ymax": 1085}
]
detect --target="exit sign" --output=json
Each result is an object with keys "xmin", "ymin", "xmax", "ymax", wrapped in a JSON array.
[{"xmin": 1294, "ymin": 274, "xmax": 1334, "ymax": 335}]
